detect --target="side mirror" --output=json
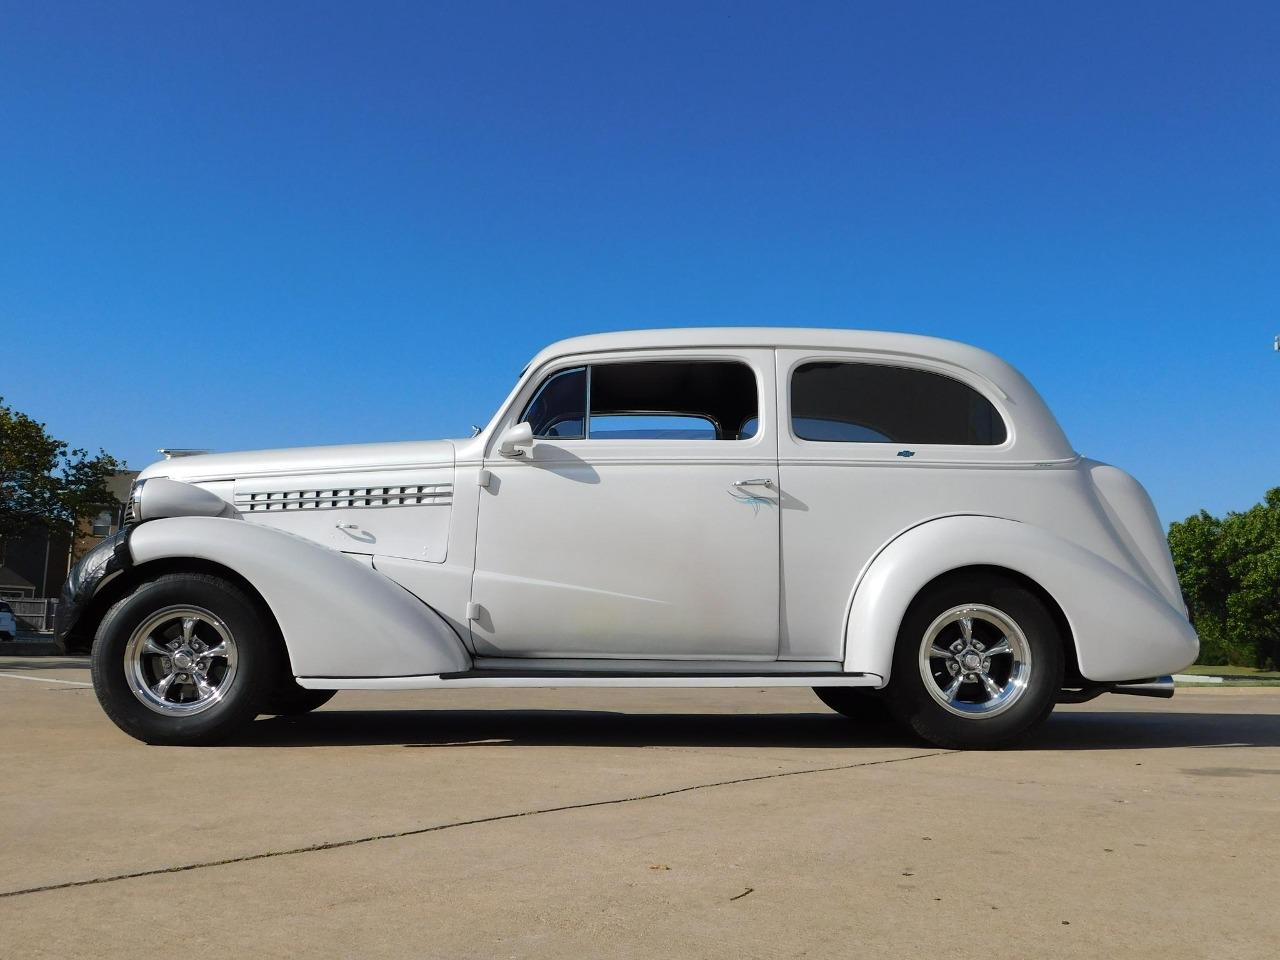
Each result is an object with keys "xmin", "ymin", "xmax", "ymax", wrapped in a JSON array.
[{"xmin": 497, "ymin": 422, "xmax": 534, "ymax": 458}]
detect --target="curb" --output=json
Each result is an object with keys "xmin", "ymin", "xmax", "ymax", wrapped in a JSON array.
[
  {"xmin": 0, "ymin": 640, "xmax": 65, "ymax": 657},
  {"xmin": 1174, "ymin": 673, "xmax": 1280, "ymax": 687}
]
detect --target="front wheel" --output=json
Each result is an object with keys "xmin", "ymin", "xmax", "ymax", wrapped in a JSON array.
[
  {"xmin": 885, "ymin": 573, "xmax": 1064, "ymax": 749},
  {"xmin": 91, "ymin": 573, "xmax": 280, "ymax": 745}
]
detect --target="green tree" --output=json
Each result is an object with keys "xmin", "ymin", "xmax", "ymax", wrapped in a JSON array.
[
  {"xmin": 1168, "ymin": 489, "xmax": 1280, "ymax": 670},
  {"xmin": 0, "ymin": 396, "xmax": 124, "ymax": 542}
]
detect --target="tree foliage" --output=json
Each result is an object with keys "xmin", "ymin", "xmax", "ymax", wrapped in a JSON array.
[
  {"xmin": 1168, "ymin": 489, "xmax": 1280, "ymax": 669},
  {"xmin": 0, "ymin": 396, "xmax": 123, "ymax": 541}
]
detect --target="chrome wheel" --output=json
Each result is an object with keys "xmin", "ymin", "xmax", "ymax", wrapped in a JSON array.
[
  {"xmin": 917, "ymin": 604, "xmax": 1031, "ymax": 719},
  {"xmin": 124, "ymin": 605, "xmax": 238, "ymax": 717}
]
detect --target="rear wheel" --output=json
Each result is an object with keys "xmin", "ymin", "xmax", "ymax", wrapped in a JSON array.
[
  {"xmin": 885, "ymin": 573, "xmax": 1064, "ymax": 749},
  {"xmin": 91, "ymin": 573, "xmax": 279, "ymax": 745}
]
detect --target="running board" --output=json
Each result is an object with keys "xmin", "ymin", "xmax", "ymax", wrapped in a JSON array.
[{"xmin": 298, "ymin": 671, "xmax": 883, "ymax": 691}]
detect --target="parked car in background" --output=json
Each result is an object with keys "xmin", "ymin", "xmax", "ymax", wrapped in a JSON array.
[
  {"xmin": 0, "ymin": 601, "xmax": 17, "ymax": 641},
  {"xmin": 57, "ymin": 328, "xmax": 1198, "ymax": 748}
]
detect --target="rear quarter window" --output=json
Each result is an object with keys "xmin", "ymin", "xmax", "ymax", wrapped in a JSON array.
[{"xmin": 791, "ymin": 361, "xmax": 1007, "ymax": 445}]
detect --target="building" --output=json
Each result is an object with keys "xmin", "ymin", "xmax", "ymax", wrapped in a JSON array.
[
  {"xmin": 0, "ymin": 469, "xmax": 138, "ymax": 602},
  {"xmin": 72, "ymin": 469, "xmax": 139, "ymax": 562},
  {"xmin": 0, "ymin": 526, "xmax": 71, "ymax": 600}
]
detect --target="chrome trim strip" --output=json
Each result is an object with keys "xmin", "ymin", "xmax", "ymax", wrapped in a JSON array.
[{"xmin": 298, "ymin": 672, "xmax": 883, "ymax": 691}]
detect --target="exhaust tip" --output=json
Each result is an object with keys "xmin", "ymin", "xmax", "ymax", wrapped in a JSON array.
[{"xmin": 1111, "ymin": 676, "xmax": 1174, "ymax": 699}]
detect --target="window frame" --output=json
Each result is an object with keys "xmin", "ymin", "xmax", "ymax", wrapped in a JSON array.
[
  {"xmin": 90, "ymin": 509, "xmax": 116, "ymax": 538},
  {"xmin": 778, "ymin": 351, "xmax": 1014, "ymax": 459},
  {"xmin": 491, "ymin": 349, "xmax": 773, "ymax": 457},
  {"xmin": 520, "ymin": 365, "xmax": 588, "ymax": 439}
]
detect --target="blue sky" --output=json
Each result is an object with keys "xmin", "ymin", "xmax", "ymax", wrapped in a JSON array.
[{"xmin": 1, "ymin": 1, "xmax": 1276, "ymax": 525}]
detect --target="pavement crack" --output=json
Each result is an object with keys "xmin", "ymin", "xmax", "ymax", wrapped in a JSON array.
[{"xmin": 0, "ymin": 749, "xmax": 952, "ymax": 901}]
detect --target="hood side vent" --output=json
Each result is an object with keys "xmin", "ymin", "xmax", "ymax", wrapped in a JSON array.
[{"xmin": 235, "ymin": 483, "xmax": 453, "ymax": 512}]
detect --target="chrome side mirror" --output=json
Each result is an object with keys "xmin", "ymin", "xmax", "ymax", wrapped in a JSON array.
[{"xmin": 497, "ymin": 422, "xmax": 534, "ymax": 458}]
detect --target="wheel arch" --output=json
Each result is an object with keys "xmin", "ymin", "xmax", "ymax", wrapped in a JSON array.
[
  {"xmin": 843, "ymin": 514, "xmax": 1197, "ymax": 683},
  {"xmin": 76, "ymin": 517, "xmax": 473, "ymax": 679},
  {"xmin": 64, "ymin": 557, "xmax": 285, "ymax": 663},
  {"xmin": 898, "ymin": 564, "xmax": 1082, "ymax": 686}
]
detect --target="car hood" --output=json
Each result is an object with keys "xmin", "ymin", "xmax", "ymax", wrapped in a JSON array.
[{"xmin": 137, "ymin": 440, "xmax": 457, "ymax": 484}]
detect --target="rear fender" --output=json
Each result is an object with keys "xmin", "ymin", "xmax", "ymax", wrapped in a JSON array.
[
  {"xmin": 844, "ymin": 515, "xmax": 1198, "ymax": 683},
  {"xmin": 128, "ymin": 517, "xmax": 471, "ymax": 678}
]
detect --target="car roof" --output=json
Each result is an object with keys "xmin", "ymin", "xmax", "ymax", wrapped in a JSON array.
[
  {"xmin": 531, "ymin": 327, "xmax": 1023, "ymax": 396},
  {"xmin": 525, "ymin": 327, "xmax": 1076, "ymax": 463}
]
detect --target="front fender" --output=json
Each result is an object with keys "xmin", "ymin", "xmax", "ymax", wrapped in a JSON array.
[
  {"xmin": 128, "ymin": 517, "xmax": 472, "ymax": 678},
  {"xmin": 844, "ymin": 515, "xmax": 1198, "ymax": 683}
]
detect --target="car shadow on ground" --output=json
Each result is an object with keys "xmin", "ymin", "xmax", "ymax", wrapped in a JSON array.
[{"xmin": 231, "ymin": 708, "xmax": 1280, "ymax": 751}]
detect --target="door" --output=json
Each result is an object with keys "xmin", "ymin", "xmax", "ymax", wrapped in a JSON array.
[
  {"xmin": 470, "ymin": 349, "xmax": 779, "ymax": 660},
  {"xmin": 774, "ymin": 348, "xmax": 1014, "ymax": 661}
]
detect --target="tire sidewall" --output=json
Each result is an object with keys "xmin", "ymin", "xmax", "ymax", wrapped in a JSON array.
[
  {"xmin": 91, "ymin": 574, "xmax": 278, "ymax": 745},
  {"xmin": 887, "ymin": 575, "xmax": 1064, "ymax": 748}
]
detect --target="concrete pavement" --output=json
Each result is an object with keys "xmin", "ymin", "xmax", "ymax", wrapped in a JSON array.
[{"xmin": 2, "ymin": 656, "xmax": 1278, "ymax": 959}]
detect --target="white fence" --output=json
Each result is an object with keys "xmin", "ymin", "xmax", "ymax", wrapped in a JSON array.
[{"xmin": 4, "ymin": 597, "xmax": 58, "ymax": 634}]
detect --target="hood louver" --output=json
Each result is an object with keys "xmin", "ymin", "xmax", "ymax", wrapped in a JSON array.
[{"xmin": 235, "ymin": 483, "xmax": 452, "ymax": 512}]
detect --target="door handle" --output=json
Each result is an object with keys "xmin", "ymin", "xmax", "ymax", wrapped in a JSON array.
[{"xmin": 732, "ymin": 478, "xmax": 773, "ymax": 488}]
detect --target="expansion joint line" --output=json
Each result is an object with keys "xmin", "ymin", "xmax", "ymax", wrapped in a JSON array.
[{"xmin": 0, "ymin": 749, "xmax": 953, "ymax": 900}]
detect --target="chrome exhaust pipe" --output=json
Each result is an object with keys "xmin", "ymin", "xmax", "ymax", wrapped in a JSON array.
[
  {"xmin": 1110, "ymin": 676, "xmax": 1174, "ymax": 699},
  {"xmin": 1058, "ymin": 675, "xmax": 1175, "ymax": 703}
]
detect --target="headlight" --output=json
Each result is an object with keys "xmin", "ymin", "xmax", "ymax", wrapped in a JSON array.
[
  {"xmin": 131, "ymin": 478, "xmax": 237, "ymax": 522},
  {"xmin": 124, "ymin": 479, "xmax": 146, "ymax": 525}
]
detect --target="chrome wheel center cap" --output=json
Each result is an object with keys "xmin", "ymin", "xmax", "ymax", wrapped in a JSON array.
[
  {"xmin": 172, "ymin": 651, "xmax": 194, "ymax": 670},
  {"xmin": 920, "ymin": 605, "xmax": 1031, "ymax": 720}
]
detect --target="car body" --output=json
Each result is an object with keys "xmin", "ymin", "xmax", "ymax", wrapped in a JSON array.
[
  {"xmin": 0, "ymin": 601, "xmax": 16, "ymax": 640},
  {"xmin": 59, "ymin": 328, "xmax": 1198, "ymax": 747}
]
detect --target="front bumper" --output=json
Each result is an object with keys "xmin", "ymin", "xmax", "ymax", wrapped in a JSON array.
[{"xmin": 54, "ymin": 529, "xmax": 132, "ymax": 648}]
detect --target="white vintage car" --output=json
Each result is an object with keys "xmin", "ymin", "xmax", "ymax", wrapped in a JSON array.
[{"xmin": 58, "ymin": 328, "xmax": 1198, "ymax": 748}]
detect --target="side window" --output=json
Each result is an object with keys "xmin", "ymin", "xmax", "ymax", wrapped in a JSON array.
[
  {"xmin": 790, "ymin": 362, "xmax": 1007, "ymax": 445},
  {"xmin": 517, "ymin": 360, "xmax": 759, "ymax": 441},
  {"xmin": 588, "ymin": 360, "xmax": 757, "ymax": 440},
  {"xmin": 521, "ymin": 367, "xmax": 586, "ymax": 438}
]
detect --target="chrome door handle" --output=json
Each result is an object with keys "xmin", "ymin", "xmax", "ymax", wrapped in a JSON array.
[
  {"xmin": 335, "ymin": 522, "xmax": 359, "ymax": 530},
  {"xmin": 732, "ymin": 478, "xmax": 773, "ymax": 488}
]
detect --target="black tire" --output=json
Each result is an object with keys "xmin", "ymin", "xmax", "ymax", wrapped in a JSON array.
[
  {"xmin": 885, "ymin": 572, "xmax": 1064, "ymax": 749},
  {"xmin": 261, "ymin": 681, "xmax": 336, "ymax": 717},
  {"xmin": 91, "ymin": 573, "xmax": 280, "ymax": 746},
  {"xmin": 812, "ymin": 687, "xmax": 893, "ymax": 724}
]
